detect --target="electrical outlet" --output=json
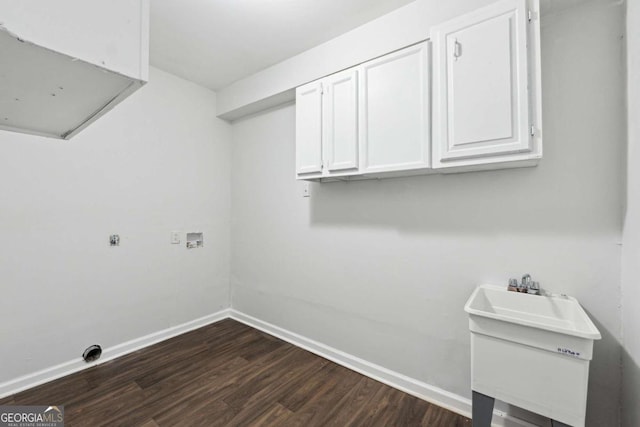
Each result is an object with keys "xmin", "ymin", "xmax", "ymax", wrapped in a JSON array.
[
  {"xmin": 302, "ymin": 182, "xmax": 310, "ymax": 198},
  {"xmin": 171, "ymin": 231, "xmax": 181, "ymax": 244}
]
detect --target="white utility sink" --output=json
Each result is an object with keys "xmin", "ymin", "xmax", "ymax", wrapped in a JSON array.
[{"xmin": 465, "ymin": 285, "xmax": 601, "ymax": 427}]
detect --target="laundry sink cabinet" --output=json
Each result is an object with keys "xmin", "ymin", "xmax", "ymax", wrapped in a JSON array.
[{"xmin": 464, "ymin": 285, "xmax": 601, "ymax": 427}]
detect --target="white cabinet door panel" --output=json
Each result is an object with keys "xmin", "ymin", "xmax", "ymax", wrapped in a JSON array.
[
  {"xmin": 360, "ymin": 42, "xmax": 431, "ymax": 173},
  {"xmin": 296, "ymin": 81, "xmax": 323, "ymax": 175},
  {"xmin": 450, "ymin": 15, "xmax": 513, "ymax": 145},
  {"xmin": 433, "ymin": 0, "xmax": 533, "ymax": 165},
  {"xmin": 323, "ymin": 69, "xmax": 358, "ymax": 172}
]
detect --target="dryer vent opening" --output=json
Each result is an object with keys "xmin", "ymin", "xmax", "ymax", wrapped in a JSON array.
[{"xmin": 82, "ymin": 345, "xmax": 102, "ymax": 362}]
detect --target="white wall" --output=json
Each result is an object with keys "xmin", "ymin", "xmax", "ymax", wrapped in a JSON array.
[
  {"xmin": 230, "ymin": 1, "xmax": 625, "ymax": 425},
  {"xmin": 622, "ymin": 0, "xmax": 640, "ymax": 425},
  {"xmin": 0, "ymin": 67, "xmax": 231, "ymax": 384}
]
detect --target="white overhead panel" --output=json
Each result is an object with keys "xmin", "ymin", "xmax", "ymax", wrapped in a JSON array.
[
  {"xmin": 0, "ymin": 30, "xmax": 142, "ymax": 139},
  {"xmin": 0, "ymin": 0, "xmax": 149, "ymax": 140}
]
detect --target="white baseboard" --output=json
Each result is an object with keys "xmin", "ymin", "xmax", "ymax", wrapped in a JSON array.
[
  {"xmin": 0, "ymin": 308, "xmax": 231, "ymax": 399},
  {"xmin": 229, "ymin": 309, "xmax": 540, "ymax": 427}
]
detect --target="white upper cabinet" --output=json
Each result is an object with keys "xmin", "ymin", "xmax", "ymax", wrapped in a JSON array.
[
  {"xmin": 295, "ymin": 43, "xmax": 430, "ymax": 181},
  {"xmin": 296, "ymin": 69, "xmax": 359, "ymax": 180},
  {"xmin": 431, "ymin": 0, "xmax": 542, "ymax": 171},
  {"xmin": 323, "ymin": 69, "xmax": 359, "ymax": 173},
  {"xmin": 295, "ymin": 0, "xmax": 541, "ymax": 181},
  {"xmin": 296, "ymin": 81, "xmax": 324, "ymax": 176},
  {"xmin": 359, "ymin": 42, "xmax": 431, "ymax": 174}
]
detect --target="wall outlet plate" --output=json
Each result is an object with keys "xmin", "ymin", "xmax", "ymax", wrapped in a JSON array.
[{"xmin": 171, "ymin": 231, "xmax": 181, "ymax": 244}]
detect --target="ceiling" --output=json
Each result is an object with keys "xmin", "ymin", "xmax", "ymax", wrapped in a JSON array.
[{"xmin": 149, "ymin": 0, "xmax": 415, "ymax": 91}]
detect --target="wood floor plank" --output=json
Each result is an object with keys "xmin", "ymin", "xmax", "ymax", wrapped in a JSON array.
[
  {"xmin": 391, "ymin": 393, "xmax": 432, "ymax": 426},
  {"xmin": 223, "ymin": 346, "xmax": 318, "ymax": 410},
  {"xmin": 64, "ymin": 381, "xmax": 144, "ymax": 426},
  {"xmin": 320, "ymin": 376, "xmax": 385, "ymax": 426},
  {"xmin": 134, "ymin": 328, "xmax": 261, "ymax": 389},
  {"xmin": 152, "ymin": 345, "xmax": 297, "ymax": 425},
  {"xmin": 281, "ymin": 364, "xmax": 363, "ymax": 426},
  {"xmin": 368, "ymin": 388, "xmax": 411, "ymax": 427},
  {"xmin": 248, "ymin": 402, "xmax": 294, "ymax": 426},
  {"xmin": 158, "ymin": 399, "xmax": 232, "ymax": 427},
  {"xmin": 112, "ymin": 356, "xmax": 251, "ymax": 426},
  {"xmin": 223, "ymin": 352, "xmax": 328, "ymax": 425},
  {"xmin": 423, "ymin": 401, "xmax": 472, "ymax": 427},
  {"xmin": 237, "ymin": 332, "xmax": 286, "ymax": 362},
  {"xmin": 349, "ymin": 379, "xmax": 399, "ymax": 426},
  {"xmin": 0, "ymin": 319, "xmax": 471, "ymax": 426},
  {"xmin": 277, "ymin": 362, "xmax": 341, "ymax": 412}
]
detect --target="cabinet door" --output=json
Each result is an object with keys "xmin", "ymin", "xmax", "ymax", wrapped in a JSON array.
[
  {"xmin": 359, "ymin": 42, "xmax": 431, "ymax": 173},
  {"xmin": 323, "ymin": 69, "xmax": 359, "ymax": 172},
  {"xmin": 432, "ymin": 0, "xmax": 532, "ymax": 166},
  {"xmin": 295, "ymin": 81, "xmax": 323, "ymax": 176}
]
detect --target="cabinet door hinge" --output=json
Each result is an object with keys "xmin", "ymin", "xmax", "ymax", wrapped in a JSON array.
[
  {"xmin": 528, "ymin": 10, "xmax": 534, "ymax": 22},
  {"xmin": 530, "ymin": 125, "xmax": 535, "ymax": 137}
]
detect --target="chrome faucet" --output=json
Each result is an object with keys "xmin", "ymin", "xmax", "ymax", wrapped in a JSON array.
[
  {"xmin": 528, "ymin": 281, "xmax": 541, "ymax": 295},
  {"xmin": 507, "ymin": 274, "xmax": 541, "ymax": 295}
]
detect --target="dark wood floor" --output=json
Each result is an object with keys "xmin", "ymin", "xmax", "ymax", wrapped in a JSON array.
[{"xmin": 0, "ymin": 319, "xmax": 471, "ymax": 426}]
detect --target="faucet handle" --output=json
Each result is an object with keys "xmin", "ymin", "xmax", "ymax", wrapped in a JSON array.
[
  {"xmin": 527, "ymin": 281, "xmax": 541, "ymax": 295},
  {"xmin": 521, "ymin": 274, "xmax": 532, "ymax": 285}
]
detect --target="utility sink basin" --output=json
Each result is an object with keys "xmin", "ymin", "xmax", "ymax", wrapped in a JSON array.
[
  {"xmin": 464, "ymin": 285, "xmax": 601, "ymax": 427},
  {"xmin": 465, "ymin": 285, "xmax": 601, "ymax": 341}
]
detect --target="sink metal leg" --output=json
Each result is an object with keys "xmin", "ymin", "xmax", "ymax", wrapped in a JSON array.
[
  {"xmin": 472, "ymin": 391, "xmax": 495, "ymax": 427},
  {"xmin": 471, "ymin": 391, "xmax": 571, "ymax": 427}
]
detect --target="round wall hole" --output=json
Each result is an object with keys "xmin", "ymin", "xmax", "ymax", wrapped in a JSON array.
[{"xmin": 82, "ymin": 345, "xmax": 102, "ymax": 362}]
